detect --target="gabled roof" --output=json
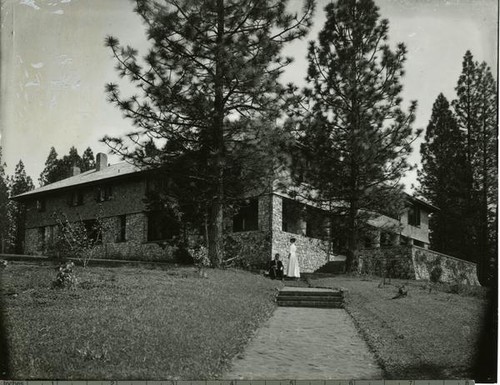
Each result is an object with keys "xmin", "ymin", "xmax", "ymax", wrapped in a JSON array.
[{"xmin": 12, "ymin": 161, "xmax": 144, "ymax": 200}]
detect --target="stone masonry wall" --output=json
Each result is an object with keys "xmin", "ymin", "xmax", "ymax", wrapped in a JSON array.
[
  {"xmin": 24, "ymin": 175, "xmax": 146, "ymax": 228},
  {"xmin": 271, "ymin": 194, "xmax": 331, "ymax": 273},
  {"xmin": 225, "ymin": 194, "xmax": 273, "ymax": 269},
  {"xmin": 412, "ymin": 246, "xmax": 480, "ymax": 285},
  {"xmin": 26, "ymin": 211, "xmax": 177, "ymax": 262},
  {"xmin": 99, "ymin": 213, "xmax": 176, "ymax": 262}
]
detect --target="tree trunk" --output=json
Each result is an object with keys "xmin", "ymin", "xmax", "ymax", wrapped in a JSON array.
[
  {"xmin": 208, "ymin": 0, "xmax": 225, "ymax": 268},
  {"xmin": 477, "ymin": 116, "xmax": 491, "ymax": 286},
  {"xmin": 345, "ymin": 198, "xmax": 359, "ymax": 273}
]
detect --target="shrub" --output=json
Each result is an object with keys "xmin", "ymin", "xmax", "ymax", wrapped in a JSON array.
[
  {"xmin": 429, "ymin": 264, "xmax": 443, "ymax": 283},
  {"xmin": 174, "ymin": 247, "xmax": 194, "ymax": 265},
  {"xmin": 52, "ymin": 261, "xmax": 78, "ymax": 289},
  {"xmin": 0, "ymin": 259, "xmax": 7, "ymax": 269}
]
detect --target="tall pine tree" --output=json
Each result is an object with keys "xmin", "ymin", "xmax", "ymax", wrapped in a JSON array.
[
  {"xmin": 39, "ymin": 147, "xmax": 60, "ymax": 186},
  {"xmin": 0, "ymin": 147, "xmax": 10, "ymax": 253},
  {"xmin": 103, "ymin": 0, "xmax": 314, "ymax": 266},
  {"xmin": 81, "ymin": 147, "xmax": 96, "ymax": 171},
  {"xmin": 418, "ymin": 94, "xmax": 469, "ymax": 260},
  {"xmin": 289, "ymin": 0, "xmax": 418, "ymax": 271},
  {"xmin": 8, "ymin": 160, "xmax": 34, "ymax": 254},
  {"xmin": 452, "ymin": 51, "xmax": 497, "ymax": 285}
]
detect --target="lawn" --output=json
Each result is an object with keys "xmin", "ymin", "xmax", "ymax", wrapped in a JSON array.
[
  {"xmin": 0, "ymin": 262, "xmax": 282, "ymax": 379},
  {"xmin": 308, "ymin": 275, "xmax": 494, "ymax": 381}
]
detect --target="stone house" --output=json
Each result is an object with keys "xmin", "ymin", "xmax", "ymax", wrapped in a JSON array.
[{"xmin": 12, "ymin": 152, "xmax": 439, "ymax": 273}]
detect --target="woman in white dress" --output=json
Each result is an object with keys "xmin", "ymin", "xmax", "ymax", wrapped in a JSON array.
[{"xmin": 287, "ymin": 238, "xmax": 300, "ymax": 279}]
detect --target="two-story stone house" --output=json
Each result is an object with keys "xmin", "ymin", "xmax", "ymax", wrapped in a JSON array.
[{"xmin": 12, "ymin": 153, "xmax": 438, "ymax": 271}]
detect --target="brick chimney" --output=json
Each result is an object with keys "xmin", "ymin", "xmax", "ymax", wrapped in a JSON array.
[
  {"xmin": 71, "ymin": 166, "xmax": 81, "ymax": 176},
  {"xmin": 96, "ymin": 153, "xmax": 108, "ymax": 172}
]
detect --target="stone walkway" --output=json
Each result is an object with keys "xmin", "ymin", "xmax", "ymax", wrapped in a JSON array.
[{"xmin": 224, "ymin": 297, "xmax": 383, "ymax": 380}]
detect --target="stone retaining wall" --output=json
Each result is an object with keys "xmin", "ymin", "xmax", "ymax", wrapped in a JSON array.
[{"xmin": 411, "ymin": 246, "xmax": 479, "ymax": 285}]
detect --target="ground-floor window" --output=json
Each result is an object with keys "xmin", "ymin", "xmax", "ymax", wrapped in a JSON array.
[
  {"xmin": 305, "ymin": 206, "xmax": 330, "ymax": 239},
  {"xmin": 413, "ymin": 239, "xmax": 425, "ymax": 248},
  {"xmin": 116, "ymin": 215, "xmax": 127, "ymax": 242},
  {"xmin": 38, "ymin": 227, "xmax": 45, "ymax": 250},
  {"xmin": 83, "ymin": 219, "xmax": 103, "ymax": 244},
  {"xmin": 233, "ymin": 199, "xmax": 258, "ymax": 232},
  {"xmin": 147, "ymin": 210, "xmax": 180, "ymax": 241},
  {"xmin": 282, "ymin": 198, "xmax": 305, "ymax": 235}
]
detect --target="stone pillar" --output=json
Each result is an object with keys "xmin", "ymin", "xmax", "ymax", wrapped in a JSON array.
[
  {"xmin": 391, "ymin": 233, "xmax": 400, "ymax": 246},
  {"xmin": 372, "ymin": 229, "xmax": 381, "ymax": 248},
  {"xmin": 271, "ymin": 194, "xmax": 283, "ymax": 233},
  {"xmin": 258, "ymin": 194, "xmax": 272, "ymax": 232}
]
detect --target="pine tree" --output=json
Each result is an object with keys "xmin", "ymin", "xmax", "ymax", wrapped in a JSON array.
[
  {"xmin": 418, "ymin": 94, "xmax": 469, "ymax": 260},
  {"xmin": 8, "ymin": 160, "xmax": 34, "ymax": 254},
  {"xmin": 452, "ymin": 51, "xmax": 498, "ymax": 285},
  {"xmin": 39, "ymin": 147, "xmax": 60, "ymax": 186},
  {"xmin": 81, "ymin": 147, "xmax": 95, "ymax": 171},
  {"xmin": 290, "ymin": 0, "xmax": 418, "ymax": 271},
  {"xmin": 40, "ymin": 146, "xmax": 95, "ymax": 186},
  {"xmin": 0, "ymin": 147, "xmax": 10, "ymax": 253},
  {"xmin": 103, "ymin": 0, "xmax": 314, "ymax": 266}
]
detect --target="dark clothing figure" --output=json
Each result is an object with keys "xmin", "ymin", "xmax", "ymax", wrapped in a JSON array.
[{"xmin": 269, "ymin": 259, "xmax": 284, "ymax": 279}]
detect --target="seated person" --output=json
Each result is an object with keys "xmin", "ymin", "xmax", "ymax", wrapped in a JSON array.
[{"xmin": 269, "ymin": 253, "xmax": 284, "ymax": 280}]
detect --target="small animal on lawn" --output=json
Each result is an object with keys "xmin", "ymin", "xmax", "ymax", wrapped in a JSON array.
[{"xmin": 392, "ymin": 284, "xmax": 408, "ymax": 299}]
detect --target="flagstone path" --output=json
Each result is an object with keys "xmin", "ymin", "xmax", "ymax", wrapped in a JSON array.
[{"xmin": 224, "ymin": 299, "xmax": 383, "ymax": 379}]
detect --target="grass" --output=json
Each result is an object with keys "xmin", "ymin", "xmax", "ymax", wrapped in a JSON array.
[
  {"xmin": 0, "ymin": 262, "xmax": 282, "ymax": 379},
  {"xmin": 308, "ymin": 275, "xmax": 493, "ymax": 380}
]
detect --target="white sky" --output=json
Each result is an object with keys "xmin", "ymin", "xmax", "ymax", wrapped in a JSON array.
[{"xmin": 0, "ymin": 0, "xmax": 498, "ymax": 190}]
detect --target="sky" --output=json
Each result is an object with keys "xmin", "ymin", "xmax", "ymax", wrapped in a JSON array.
[{"xmin": 0, "ymin": 0, "xmax": 498, "ymax": 191}]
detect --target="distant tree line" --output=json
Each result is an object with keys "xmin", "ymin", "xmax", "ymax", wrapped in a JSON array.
[{"xmin": 0, "ymin": 146, "xmax": 96, "ymax": 254}]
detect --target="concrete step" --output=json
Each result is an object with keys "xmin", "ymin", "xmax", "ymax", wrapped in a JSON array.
[
  {"xmin": 277, "ymin": 300, "xmax": 344, "ymax": 308},
  {"xmin": 277, "ymin": 295, "xmax": 343, "ymax": 302},
  {"xmin": 277, "ymin": 287, "xmax": 345, "ymax": 308},
  {"xmin": 278, "ymin": 291, "xmax": 343, "ymax": 298}
]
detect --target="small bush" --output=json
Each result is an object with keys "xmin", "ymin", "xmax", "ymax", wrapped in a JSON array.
[
  {"xmin": 174, "ymin": 247, "xmax": 194, "ymax": 265},
  {"xmin": 429, "ymin": 264, "xmax": 443, "ymax": 283},
  {"xmin": 52, "ymin": 261, "xmax": 78, "ymax": 289},
  {"xmin": 0, "ymin": 259, "xmax": 7, "ymax": 269}
]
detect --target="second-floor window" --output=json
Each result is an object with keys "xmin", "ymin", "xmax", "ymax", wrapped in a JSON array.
[
  {"xmin": 69, "ymin": 190, "xmax": 84, "ymax": 206},
  {"xmin": 36, "ymin": 198, "xmax": 46, "ymax": 212},
  {"xmin": 408, "ymin": 205, "xmax": 421, "ymax": 227},
  {"xmin": 96, "ymin": 185, "xmax": 113, "ymax": 202}
]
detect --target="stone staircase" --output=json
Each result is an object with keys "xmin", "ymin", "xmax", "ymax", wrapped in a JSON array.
[{"xmin": 277, "ymin": 287, "xmax": 344, "ymax": 308}]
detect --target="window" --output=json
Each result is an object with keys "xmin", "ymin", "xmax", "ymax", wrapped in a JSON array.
[
  {"xmin": 305, "ymin": 207, "xmax": 329, "ymax": 239},
  {"xmin": 146, "ymin": 175, "xmax": 169, "ymax": 194},
  {"xmin": 83, "ymin": 220, "xmax": 102, "ymax": 244},
  {"xmin": 147, "ymin": 211, "xmax": 180, "ymax": 241},
  {"xmin": 38, "ymin": 227, "xmax": 45, "ymax": 250},
  {"xmin": 96, "ymin": 185, "xmax": 113, "ymax": 202},
  {"xmin": 282, "ymin": 198, "xmax": 305, "ymax": 235},
  {"xmin": 233, "ymin": 199, "xmax": 258, "ymax": 232},
  {"xmin": 414, "ymin": 240, "xmax": 425, "ymax": 248},
  {"xmin": 36, "ymin": 199, "xmax": 46, "ymax": 212},
  {"xmin": 116, "ymin": 215, "xmax": 127, "ymax": 242},
  {"xmin": 408, "ymin": 205, "xmax": 421, "ymax": 227},
  {"xmin": 380, "ymin": 231, "xmax": 392, "ymax": 247},
  {"xmin": 69, "ymin": 190, "xmax": 84, "ymax": 206}
]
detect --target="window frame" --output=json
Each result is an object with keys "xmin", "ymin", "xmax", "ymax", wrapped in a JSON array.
[
  {"xmin": 116, "ymin": 215, "xmax": 127, "ymax": 242},
  {"xmin": 232, "ymin": 199, "xmax": 259, "ymax": 232},
  {"xmin": 408, "ymin": 205, "xmax": 421, "ymax": 227},
  {"xmin": 146, "ymin": 210, "xmax": 180, "ymax": 242}
]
